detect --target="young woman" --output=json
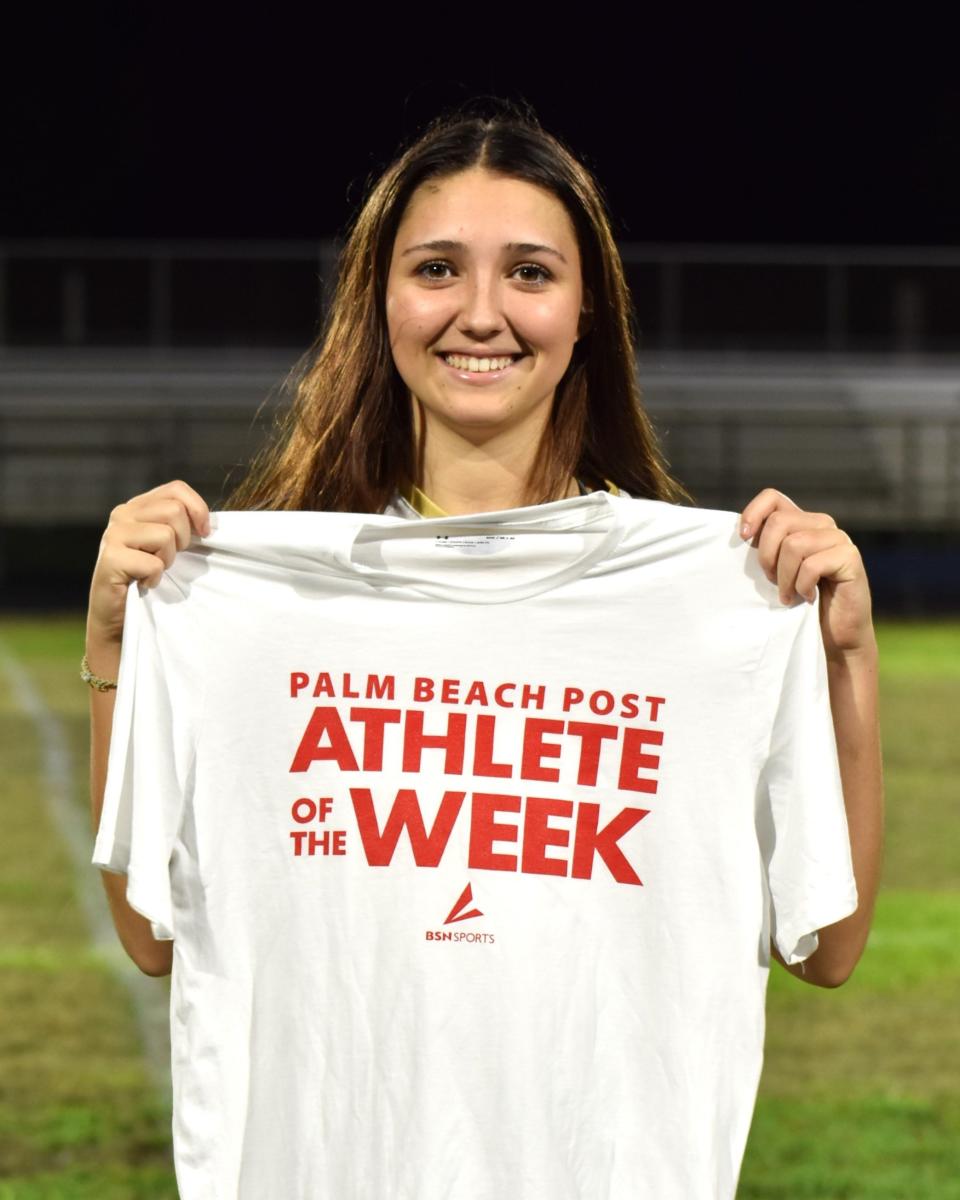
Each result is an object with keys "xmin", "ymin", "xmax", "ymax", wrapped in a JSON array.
[{"xmin": 85, "ymin": 100, "xmax": 883, "ymax": 1192}]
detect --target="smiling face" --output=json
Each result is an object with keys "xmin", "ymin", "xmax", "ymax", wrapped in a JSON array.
[{"xmin": 385, "ymin": 167, "xmax": 587, "ymax": 452}]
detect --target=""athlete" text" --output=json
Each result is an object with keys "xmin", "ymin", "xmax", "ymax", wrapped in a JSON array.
[{"xmin": 289, "ymin": 706, "xmax": 662, "ymax": 795}]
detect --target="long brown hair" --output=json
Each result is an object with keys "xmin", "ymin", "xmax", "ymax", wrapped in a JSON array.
[{"xmin": 224, "ymin": 98, "xmax": 693, "ymax": 513}]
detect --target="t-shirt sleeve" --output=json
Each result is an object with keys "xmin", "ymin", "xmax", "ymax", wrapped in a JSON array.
[
  {"xmin": 756, "ymin": 593, "xmax": 859, "ymax": 966},
  {"xmin": 91, "ymin": 579, "xmax": 195, "ymax": 941}
]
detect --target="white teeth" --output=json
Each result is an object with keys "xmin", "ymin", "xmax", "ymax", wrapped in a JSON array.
[{"xmin": 442, "ymin": 354, "xmax": 516, "ymax": 372}]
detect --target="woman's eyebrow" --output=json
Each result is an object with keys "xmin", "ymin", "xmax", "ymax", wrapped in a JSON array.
[
  {"xmin": 401, "ymin": 239, "xmax": 568, "ymax": 264},
  {"xmin": 507, "ymin": 242, "xmax": 568, "ymax": 264}
]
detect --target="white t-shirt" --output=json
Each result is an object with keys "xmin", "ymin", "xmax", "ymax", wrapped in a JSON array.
[{"xmin": 92, "ymin": 490, "xmax": 857, "ymax": 1200}]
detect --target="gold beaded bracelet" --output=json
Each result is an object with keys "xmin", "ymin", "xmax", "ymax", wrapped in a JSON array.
[{"xmin": 80, "ymin": 653, "xmax": 118, "ymax": 691}]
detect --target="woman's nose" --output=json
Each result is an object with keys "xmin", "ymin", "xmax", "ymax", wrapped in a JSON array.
[{"xmin": 456, "ymin": 275, "xmax": 504, "ymax": 338}]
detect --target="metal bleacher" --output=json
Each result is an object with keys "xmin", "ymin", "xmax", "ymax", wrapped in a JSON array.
[{"xmin": 1, "ymin": 240, "xmax": 959, "ymax": 536}]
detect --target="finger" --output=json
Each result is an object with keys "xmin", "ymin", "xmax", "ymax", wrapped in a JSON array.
[
  {"xmin": 106, "ymin": 518, "xmax": 182, "ymax": 571},
  {"xmin": 792, "ymin": 542, "xmax": 863, "ymax": 603},
  {"xmin": 128, "ymin": 497, "xmax": 197, "ymax": 552},
  {"xmin": 115, "ymin": 495, "xmax": 201, "ymax": 552},
  {"xmin": 754, "ymin": 511, "xmax": 839, "ymax": 582},
  {"xmin": 738, "ymin": 488, "xmax": 801, "ymax": 542},
  {"xmin": 773, "ymin": 530, "xmax": 856, "ymax": 604},
  {"xmin": 110, "ymin": 546, "xmax": 176, "ymax": 589},
  {"xmin": 772, "ymin": 529, "xmax": 840, "ymax": 603},
  {"xmin": 144, "ymin": 480, "xmax": 211, "ymax": 537}
]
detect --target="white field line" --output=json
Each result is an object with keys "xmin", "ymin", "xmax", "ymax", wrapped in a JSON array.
[{"xmin": 0, "ymin": 637, "xmax": 172, "ymax": 1102}]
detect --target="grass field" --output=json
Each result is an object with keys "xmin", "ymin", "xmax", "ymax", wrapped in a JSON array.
[{"xmin": 0, "ymin": 614, "xmax": 958, "ymax": 1198}]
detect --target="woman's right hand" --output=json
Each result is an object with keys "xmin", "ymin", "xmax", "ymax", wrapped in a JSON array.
[{"xmin": 86, "ymin": 480, "xmax": 211, "ymax": 646}]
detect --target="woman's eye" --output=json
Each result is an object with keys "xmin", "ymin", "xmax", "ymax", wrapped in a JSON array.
[
  {"xmin": 417, "ymin": 261, "xmax": 453, "ymax": 281},
  {"xmin": 414, "ymin": 261, "xmax": 550, "ymax": 284},
  {"xmin": 514, "ymin": 264, "xmax": 551, "ymax": 285}
]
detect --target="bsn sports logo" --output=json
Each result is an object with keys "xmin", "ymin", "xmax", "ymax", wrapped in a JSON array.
[{"xmin": 425, "ymin": 882, "xmax": 495, "ymax": 944}]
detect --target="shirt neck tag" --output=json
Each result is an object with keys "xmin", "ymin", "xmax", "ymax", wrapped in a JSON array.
[{"xmin": 432, "ymin": 533, "xmax": 518, "ymax": 556}]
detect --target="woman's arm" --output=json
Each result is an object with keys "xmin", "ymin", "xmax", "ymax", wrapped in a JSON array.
[
  {"xmin": 88, "ymin": 625, "xmax": 175, "ymax": 977},
  {"xmin": 740, "ymin": 488, "xmax": 884, "ymax": 988},
  {"xmin": 87, "ymin": 480, "xmax": 210, "ymax": 978}
]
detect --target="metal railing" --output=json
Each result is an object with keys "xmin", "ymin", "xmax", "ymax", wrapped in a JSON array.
[
  {"xmin": 1, "ymin": 394, "xmax": 956, "ymax": 531},
  {"xmin": 2, "ymin": 240, "xmax": 959, "ymax": 355}
]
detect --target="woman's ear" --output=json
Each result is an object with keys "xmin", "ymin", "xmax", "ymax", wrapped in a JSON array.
[{"xmin": 578, "ymin": 289, "xmax": 594, "ymax": 338}]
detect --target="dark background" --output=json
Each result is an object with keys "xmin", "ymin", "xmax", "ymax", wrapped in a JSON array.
[
  {"xmin": 3, "ymin": 17, "xmax": 958, "ymax": 614},
  {"xmin": 4, "ymin": 15, "xmax": 959, "ymax": 246}
]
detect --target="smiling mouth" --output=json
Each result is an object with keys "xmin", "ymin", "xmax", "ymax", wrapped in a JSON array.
[{"xmin": 439, "ymin": 353, "xmax": 522, "ymax": 373}]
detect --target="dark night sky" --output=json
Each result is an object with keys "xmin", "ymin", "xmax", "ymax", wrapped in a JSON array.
[{"xmin": 5, "ymin": 15, "xmax": 959, "ymax": 246}]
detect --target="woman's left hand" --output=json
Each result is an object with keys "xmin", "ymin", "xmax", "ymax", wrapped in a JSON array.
[{"xmin": 739, "ymin": 488, "xmax": 876, "ymax": 660}]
